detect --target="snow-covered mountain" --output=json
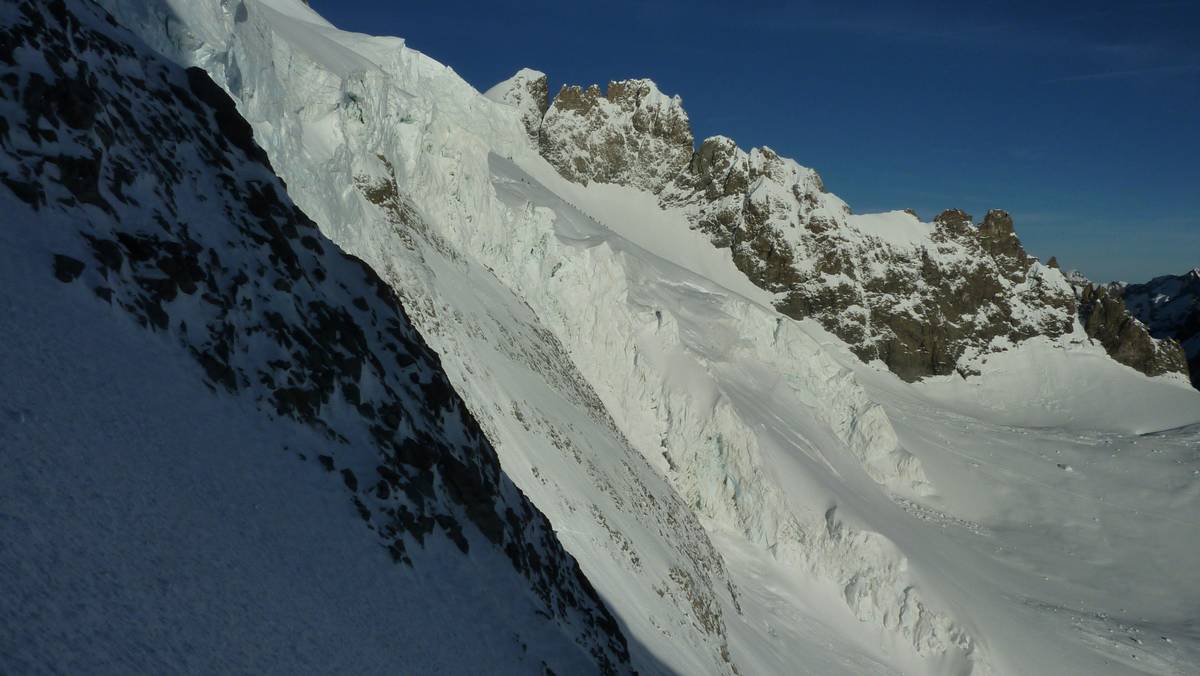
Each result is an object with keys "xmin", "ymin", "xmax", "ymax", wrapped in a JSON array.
[
  {"xmin": 516, "ymin": 73, "xmax": 1191, "ymax": 385},
  {"xmin": 0, "ymin": 1, "xmax": 628, "ymax": 671},
  {"xmin": 7, "ymin": 1, "xmax": 1200, "ymax": 674}
]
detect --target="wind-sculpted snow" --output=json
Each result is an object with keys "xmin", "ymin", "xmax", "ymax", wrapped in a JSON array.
[
  {"xmin": 0, "ymin": 1, "xmax": 631, "ymax": 671},
  {"xmin": 91, "ymin": 1, "xmax": 1200, "ymax": 675}
]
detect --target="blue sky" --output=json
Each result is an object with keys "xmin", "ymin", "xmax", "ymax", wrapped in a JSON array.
[{"xmin": 309, "ymin": 0, "xmax": 1199, "ymax": 282}]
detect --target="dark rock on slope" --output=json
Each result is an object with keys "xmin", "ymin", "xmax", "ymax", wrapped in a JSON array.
[
  {"xmin": 1077, "ymin": 284, "xmax": 1190, "ymax": 379},
  {"xmin": 1115, "ymin": 269, "xmax": 1200, "ymax": 388},
  {"xmin": 537, "ymin": 78, "xmax": 693, "ymax": 193}
]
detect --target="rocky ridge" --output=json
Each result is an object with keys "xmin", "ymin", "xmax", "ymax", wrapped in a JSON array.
[
  {"xmin": 1121, "ymin": 268, "xmax": 1200, "ymax": 387},
  {"xmin": 494, "ymin": 70, "xmax": 1187, "ymax": 383},
  {"xmin": 536, "ymin": 75, "xmax": 693, "ymax": 194},
  {"xmin": 1075, "ymin": 284, "xmax": 1190, "ymax": 381},
  {"xmin": 1068, "ymin": 269, "xmax": 1199, "ymax": 388}
]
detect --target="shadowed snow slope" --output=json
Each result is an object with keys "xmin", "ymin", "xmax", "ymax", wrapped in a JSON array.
[{"xmin": 69, "ymin": 1, "xmax": 1200, "ymax": 674}]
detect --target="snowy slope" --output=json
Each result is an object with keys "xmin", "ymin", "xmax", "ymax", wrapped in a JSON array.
[
  {"xmin": 848, "ymin": 339, "xmax": 1200, "ymax": 675},
  {"xmin": 81, "ymin": 1, "xmax": 1200, "ymax": 674},
  {"xmin": 0, "ymin": 1, "xmax": 630, "ymax": 672}
]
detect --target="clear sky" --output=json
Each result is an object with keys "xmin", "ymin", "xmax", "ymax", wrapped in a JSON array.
[{"xmin": 309, "ymin": 0, "xmax": 1199, "ymax": 283}]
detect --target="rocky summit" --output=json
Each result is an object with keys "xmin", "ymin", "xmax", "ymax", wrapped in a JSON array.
[{"xmin": 537, "ymin": 76, "xmax": 693, "ymax": 194}]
